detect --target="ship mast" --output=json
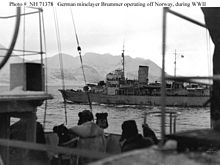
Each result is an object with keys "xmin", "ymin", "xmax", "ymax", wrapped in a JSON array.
[{"xmin": 122, "ymin": 42, "xmax": 125, "ymax": 80}]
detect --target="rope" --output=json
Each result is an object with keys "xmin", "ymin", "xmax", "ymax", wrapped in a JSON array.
[
  {"xmin": 41, "ymin": 9, "xmax": 49, "ymax": 129},
  {"xmin": 53, "ymin": 7, "xmax": 68, "ymax": 124},
  {"xmin": 0, "ymin": 7, "xmax": 21, "ymax": 70},
  {"xmin": 70, "ymin": 8, "xmax": 92, "ymax": 111}
]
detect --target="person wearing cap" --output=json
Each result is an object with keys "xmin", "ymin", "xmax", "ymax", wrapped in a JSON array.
[
  {"xmin": 120, "ymin": 120, "xmax": 154, "ymax": 152},
  {"xmin": 69, "ymin": 110, "xmax": 106, "ymax": 164},
  {"xmin": 142, "ymin": 123, "xmax": 159, "ymax": 144}
]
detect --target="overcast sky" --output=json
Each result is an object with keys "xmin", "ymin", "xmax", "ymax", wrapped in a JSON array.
[{"xmin": 0, "ymin": 0, "xmax": 220, "ymax": 76}]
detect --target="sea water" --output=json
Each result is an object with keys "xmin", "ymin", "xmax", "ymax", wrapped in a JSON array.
[
  {"xmin": 36, "ymin": 86, "xmax": 210, "ymax": 137},
  {"xmin": 0, "ymin": 86, "xmax": 210, "ymax": 137}
]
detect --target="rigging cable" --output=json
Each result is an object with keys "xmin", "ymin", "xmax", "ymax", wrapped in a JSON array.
[
  {"xmin": 0, "ymin": 7, "xmax": 21, "ymax": 70},
  {"xmin": 70, "ymin": 7, "xmax": 93, "ymax": 111},
  {"xmin": 41, "ymin": 8, "xmax": 49, "ymax": 128},
  {"xmin": 53, "ymin": 7, "xmax": 68, "ymax": 124}
]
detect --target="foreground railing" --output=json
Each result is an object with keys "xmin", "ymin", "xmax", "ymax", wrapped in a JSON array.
[
  {"xmin": 0, "ymin": 138, "xmax": 111, "ymax": 164},
  {"xmin": 144, "ymin": 111, "xmax": 178, "ymax": 135},
  {"xmin": 161, "ymin": 8, "xmax": 210, "ymax": 143}
]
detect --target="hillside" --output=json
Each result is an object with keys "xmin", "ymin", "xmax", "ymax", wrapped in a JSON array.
[
  {"xmin": 0, "ymin": 52, "xmax": 163, "ymax": 86},
  {"xmin": 45, "ymin": 52, "xmax": 162, "ymax": 85}
]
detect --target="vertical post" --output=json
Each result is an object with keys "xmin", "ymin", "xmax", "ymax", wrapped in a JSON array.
[
  {"xmin": 0, "ymin": 114, "xmax": 10, "ymax": 164},
  {"xmin": 174, "ymin": 49, "xmax": 177, "ymax": 77},
  {"xmin": 174, "ymin": 50, "xmax": 183, "ymax": 77},
  {"xmin": 169, "ymin": 113, "xmax": 172, "ymax": 134},
  {"xmin": 161, "ymin": 7, "xmax": 168, "ymax": 144},
  {"xmin": 22, "ymin": 7, "xmax": 25, "ymax": 62},
  {"xmin": 38, "ymin": 8, "xmax": 45, "ymax": 92},
  {"xmin": 25, "ymin": 112, "xmax": 37, "ymax": 142},
  {"xmin": 173, "ymin": 115, "xmax": 176, "ymax": 133},
  {"xmin": 202, "ymin": 8, "xmax": 220, "ymax": 131}
]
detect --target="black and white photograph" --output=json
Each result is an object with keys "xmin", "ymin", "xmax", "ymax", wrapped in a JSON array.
[{"xmin": 0, "ymin": 0, "xmax": 220, "ymax": 164}]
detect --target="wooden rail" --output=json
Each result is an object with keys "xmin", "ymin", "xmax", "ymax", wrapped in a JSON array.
[{"xmin": 0, "ymin": 138, "xmax": 111, "ymax": 159}]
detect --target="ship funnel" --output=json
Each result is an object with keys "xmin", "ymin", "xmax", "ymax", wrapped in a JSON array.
[{"xmin": 138, "ymin": 65, "xmax": 149, "ymax": 84}]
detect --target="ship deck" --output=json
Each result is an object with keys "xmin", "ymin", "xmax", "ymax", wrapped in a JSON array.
[{"xmin": 166, "ymin": 129, "xmax": 220, "ymax": 152}]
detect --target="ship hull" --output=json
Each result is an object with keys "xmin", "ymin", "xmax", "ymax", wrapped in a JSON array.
[{"xmin": 59, "ymin": 90, "xmax": 210, "ymax": 107}]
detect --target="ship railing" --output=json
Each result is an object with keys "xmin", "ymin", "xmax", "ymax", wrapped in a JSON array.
[
  {"xmin": 0, "ymin": 138, "xmax": 111, "ymax": 164},
  {"xmin": 0, "ymin": 7, "xmax": 45, "ymax": 58},
  {"xmin": 161, "ymin": 8, "xmax": 210, "ymax": 143},
  {"xmin": 144, "ymin": 111, "xmax": 179, "ymax": 135},
  {"xmin": 166, "ymin": 76, "xmax": 219, "ymax": 82}
]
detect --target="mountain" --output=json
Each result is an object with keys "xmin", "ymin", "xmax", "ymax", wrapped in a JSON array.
[
  {"xmin": 0, "ymin": 51, "xmax": 163, "ymax": 86},
  {"xmin": 46, "ymin": 53, "xmax": 81, "ymax": 69},
  {"xmin": 73, "ymin": 65, "xmax": 103, "ymax": 83},
  {"xmin": 45, "ymin": 52, "xmax": 163, "ymax": 85}
]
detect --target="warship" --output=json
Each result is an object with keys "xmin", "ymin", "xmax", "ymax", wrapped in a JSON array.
[{"xmin": 59, "ymin": 56, "xmax": 210, "ymax": 107}]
